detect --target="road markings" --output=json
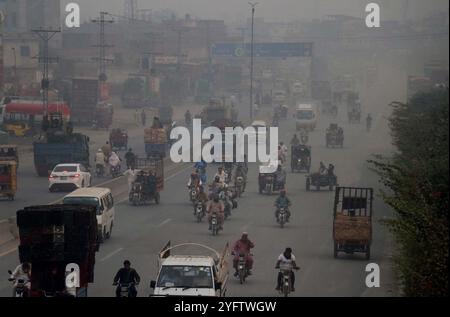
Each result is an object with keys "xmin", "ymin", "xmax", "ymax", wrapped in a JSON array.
[
  {"xmin": 157, "ymin": 218, "xmax": 172, "ymax": 227},
  {"xmin": 100, "ymin": 247, "xmax": 124, "ymax": 262},
  {"xmin": 0, "ymin": 247, "xmax": 17, "ymax": 258}
]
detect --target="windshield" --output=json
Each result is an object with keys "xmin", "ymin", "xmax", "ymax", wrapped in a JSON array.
[
  {"xmin": 54, "ymin": 166, "xmax": 77, "ymax": 172},
  {"xmin": 296, "ymin": 110, "xmax": 314, "ymax": 120},
  {"xmin": 157, "ymin": 265, "xmax": 213, "ymax": 289},
  {"xmin": 63, "ymin": 197, "xmax": 101, "ymax": 214}
]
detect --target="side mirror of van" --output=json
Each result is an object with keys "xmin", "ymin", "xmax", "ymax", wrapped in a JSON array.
[{"xmin": 150, "ymin": 280, "xmax": 156, "ymax": 289}]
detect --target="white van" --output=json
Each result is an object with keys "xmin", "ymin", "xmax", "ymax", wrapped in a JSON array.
[
  {"xmin": 63, "ymin": 187, "xmax": 115, "ymax": 242},
  {"xmin": 295, "ymin": 103, "xmax": 318, "ymax": 131}
]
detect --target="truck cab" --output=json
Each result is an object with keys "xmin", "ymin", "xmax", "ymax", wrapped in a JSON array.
[{"xmin": 150, "ymin": 242, "xmax": 229, "ymax": 297}]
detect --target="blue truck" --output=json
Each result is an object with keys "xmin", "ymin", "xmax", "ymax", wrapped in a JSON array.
[{"xmin": 33, "ymin": 133, "xmax": 90, "ymax": 177}]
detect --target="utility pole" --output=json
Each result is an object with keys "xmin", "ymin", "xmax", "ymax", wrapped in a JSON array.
[
  {"xmin": 11, "ymin": 48, "xmax": 17, "ymax": 95},
  {"xmin": 32, "ymin": 27, "xmax": 60, "ymax": 117},
  {"xmin": 92, "ymin": 12, "xmax": 114, "ymax": 99},
  {"xmin": 249, "ymin": 2, "xmax": 258, "ymax": 120},
  {"xmin": 124, "ymin": 0, "xmax": 138, "ymax": 22}
]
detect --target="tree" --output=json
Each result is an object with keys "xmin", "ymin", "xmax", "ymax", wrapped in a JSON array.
[{"xmin": 370, "ymin": 87, "xmax": 449, "ymax": 297}]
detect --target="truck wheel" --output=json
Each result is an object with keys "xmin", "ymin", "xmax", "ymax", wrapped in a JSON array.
[
  {"xmin": 334, "ymin": 242, "xmax": 338, "ymax": 258},
  {"xmin": 259, "ymin": 186, "xmax": 263, "ymax": 194},
  {"xmin": 155, "ymin": 193, "xmax": 160, "ymax": 204},
  {"xmin": 306, "ymin": 178, "xmax": 310, "ymax": 191},
  {"xmin": 329, "ymin": 184, "xmax": 334, "ymax": 191},
  {"xmin": 316, "ymin": 184, "xmax": 320, "ymax": 191},
  {"xmin": 365, "ymin": 246, "xmax": 371, "ymax": 260}
]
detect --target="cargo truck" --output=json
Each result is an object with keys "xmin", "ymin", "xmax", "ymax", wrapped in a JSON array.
[{"xmin": 16, "ymin": 204, "xmax": 100, "ymax": 297}]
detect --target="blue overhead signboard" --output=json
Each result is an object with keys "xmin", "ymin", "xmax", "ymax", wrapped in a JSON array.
[{"xmin": 212, "ymin": 42, "xmax": 313, "ymax": 58}]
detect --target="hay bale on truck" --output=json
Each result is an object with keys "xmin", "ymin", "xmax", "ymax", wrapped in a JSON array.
[
  {"xmin": 333, "ymin": 187, "xmax": 373, "ymax": 260},
  {"xmin": 144, "ymin": 128, "xmax": 167, "ymax": 158}
]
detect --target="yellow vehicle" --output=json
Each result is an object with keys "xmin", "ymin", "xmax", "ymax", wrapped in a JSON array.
[{"xmin": 0, "ymin": 161, "xmax": 17, "ymax": 201}]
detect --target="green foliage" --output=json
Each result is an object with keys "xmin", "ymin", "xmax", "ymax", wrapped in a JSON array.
[{"xmin": 369, "ymin": 87, "xmax": 449, "ymax": 297}]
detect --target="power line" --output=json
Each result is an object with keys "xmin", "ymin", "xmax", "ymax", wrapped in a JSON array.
[
  {"xmin": 92, "ymin": 12, "xmax": 114, "ymax": 84},
  {"xmin": 31, "ymin": 28, "xmax": 60, "ymax": 116}
]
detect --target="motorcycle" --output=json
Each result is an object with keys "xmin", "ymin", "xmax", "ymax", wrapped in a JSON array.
[
  {"xmin": 210, "ymin": 212, "xmax": 220, "ymax": 236},
  {"xmin": 8, "ymin": 270, "xmax": 29, "ymax": 298},
  {"xmin": 277, "ymin": 207, "xmax": 289, "ymax": 228},
  {"xmin": 234, "ymin": 253, "xmax": 251, "ymax": 284},
  {"xmin": 278, "ymin": 266, "xmax": 299, "ymax": 297},
  {"xmin": 110, "ymin": 164, "xmax": 121, "ymax": 178},
  {"xmin": 189, "ymin": 186, "xmax": 198, "ymax": 204},
  {"xmin": 194, "ymin": 201, "xmax": 206, "ymax": 223},
  {"xmin": 95, "ymin": 164, "xmax": 104, "ymax": 177},
  {"xmin": 235, "ymin": 176, "xmax": 244, "ymax": 197},
  {"xmin": 113, "ymin": 282, "xmax": 137, "ymax": 297}
]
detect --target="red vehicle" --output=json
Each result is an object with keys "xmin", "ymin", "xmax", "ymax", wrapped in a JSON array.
[{"xmin": 1, "ymin": 100, "xmax": 71, "ymax": 137}]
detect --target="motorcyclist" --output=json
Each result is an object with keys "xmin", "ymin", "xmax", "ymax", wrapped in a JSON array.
[
  {"xmin": 318, "ymin": 161, "xmax": 327, "ymax": 175},
  {"xmin": 152, "ymin": 116, "xmax": 163, "ymax": 129},
  {"xmin": 9, "ymin": 262, "xmax": 31, "ymax": 297},
  {"xmin": 194, "ymin": 185, "xmax": 209, "ymax": 215},
  {"xmin": 187, "ymin": 171, "xmax": 202, "ymax": 189},
  {"xmin": 223, "ymin": 162, "xmax": 233, "ymax": 183},
  {"xmin": 290, "ymin": 134, "xmax": 300, "ymax": 147},
  {"xmin": 274, "ymin": 189, "xmax": 291, "ymax": 222},
  {"xmin": 214, "ymin": 166, "xmax": 227, "ymax": 185},
  {"xmin": 207, "ymin": 195, "xmax": 225, "ymax": 230},
  {"xmin": 275, "ymin": 248, "xmax": 300, "ymax": 292},
  {"xmin": 101, "ymin": 141, "xmax": 112, "ymax": 158},
  {"xmin": 274, "ymin": 165, "xmax": 287, "ymax": 190},
  {"xmin": 299, "ymin": 128, "xmax": 309, "ymax": 144},
  {"xmin": 95, "ymin": 149, "xmax": 106, "ymax": 173},
  {"xmin": 272, "ymin": 111, "xmax": 279, "ymax": 126},
  {"xmin": 209, "ymin": 176, "xmax": 223, "ymax": 199},
  {"xmin": 234, "ymin": 164, "xmax": 247, "ymax": 192},
  {"xmin": 113, "ymin": 260, "xmax": 140, "ymax": 297},
  {"xmin": 124, "ymin": 148, "xmax": 136, "ymax": 170},
  {"xmin": 366, "ymin": 114, "xmax": 373, "ymax": 131},
  {"xmin": 232, "ymin": 233, "xmax": 255, "ymax": 277},
  {"xmin": 194, "ymin": 159, "xmax": 207, "ymax": 184},
  {"xmin": 108, "ymin": 151, "xmax": 121, "ymax": 175}
]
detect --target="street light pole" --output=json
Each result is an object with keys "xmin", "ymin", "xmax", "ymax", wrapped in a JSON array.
[
  {"xmin": 11, "ymin": 47, "xmax": 17, "ymax": 95},
  {"xmin": 249, "ymin": 2, "xmax": 258, "ymax": 121}
]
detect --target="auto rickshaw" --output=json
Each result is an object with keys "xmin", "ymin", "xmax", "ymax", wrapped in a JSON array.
[
  {"xmin": 291, "ymin": 144, "xmax": 311, "ymax": 173},
  {"xmin": 109, "ymin": 128, "xmax": 128, "ymax": 151},
  {"xmin": 0, "ymin": 160, "xmax": 17, "ymax": 201},
  {"xmin": 0, "ymin": 145, "xmax": 19, "ymax": 167},
  {"xmin": 306, "ymin": 165, "xmax": 338, "ymax": 192},
  {"xmin": 258, "ymin": 163, "xmax": 285, "ymax": 195},
  {"xmin": 129, "ymin": 158, "xmax": 164, "ymax": 206}
]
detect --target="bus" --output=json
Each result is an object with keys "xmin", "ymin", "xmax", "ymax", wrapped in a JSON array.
[{"xmin": 0, "ymin": 99, "xmax": 71, "ymax": 137}]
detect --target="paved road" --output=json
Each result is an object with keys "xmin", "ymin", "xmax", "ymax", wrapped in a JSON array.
[{"xmin": 0, "ymin": 63, "xmax": 403, "ymax": 297}]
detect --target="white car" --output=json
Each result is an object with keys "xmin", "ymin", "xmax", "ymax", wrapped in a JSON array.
[{"xmin": 49, "ymin": 163, "xmax": 91, "ymax": 192}]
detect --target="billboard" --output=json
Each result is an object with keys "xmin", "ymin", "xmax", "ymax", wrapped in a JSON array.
[{"xmin": 212, "ymin": 42, "xmax": 313, "ymax": 58}]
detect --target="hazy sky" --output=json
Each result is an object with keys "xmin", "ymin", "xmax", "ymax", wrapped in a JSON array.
[{"xmin": 65, "ymin": 0, "xmax": 449, "ymax": 24}]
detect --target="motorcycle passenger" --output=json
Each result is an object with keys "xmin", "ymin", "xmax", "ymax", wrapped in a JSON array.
[
  {"xmin": 275, "ymin": 248, "xmax": 300, "ymax": 292},
  {"xmin": 101, "ymin": 141, "xmax": 112, "ymax": 158},
  {"xmin": 108, "ymin": 151, "xmax": 121, "ymax": 175},
  {"xmin": 290, "ymin": 134, "xmax": 300, "ymax": 147},
  {"xmin": 207, "ymin": 195, "xmax": 225, "ymax": 230},
  {"xmin": 113, "ymin": 260, "xmax": 140, "ymax": 297},
  {"xmin": 274, "ymin": 165, "xmax": 287, "ymax": 190},
  {"xmin": 275, "ymin": 189, "xmax": 291, "ymax": 222},
  {"xmin": 318, "ymin": 161, "xmax": 327, "ymax": 175},
  {"xmin": 124, "ymin": 148, "xmax": 136, "ymax": 170},
  {"xmin": 232, "ymin": 233, "xmax": 255, "ymax": 277},
  {"xmin": 146, "ymin": 171, "xmax": 158, "ymax": 196},
  {"xmin": 9, "ymin": 262, "xmax": 31, "ymax": 297}
]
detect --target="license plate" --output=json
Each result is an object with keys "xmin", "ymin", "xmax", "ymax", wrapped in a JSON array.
[{"xmin": 60, "ymin": 176, "xmax": 67, "ymax": 180}]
